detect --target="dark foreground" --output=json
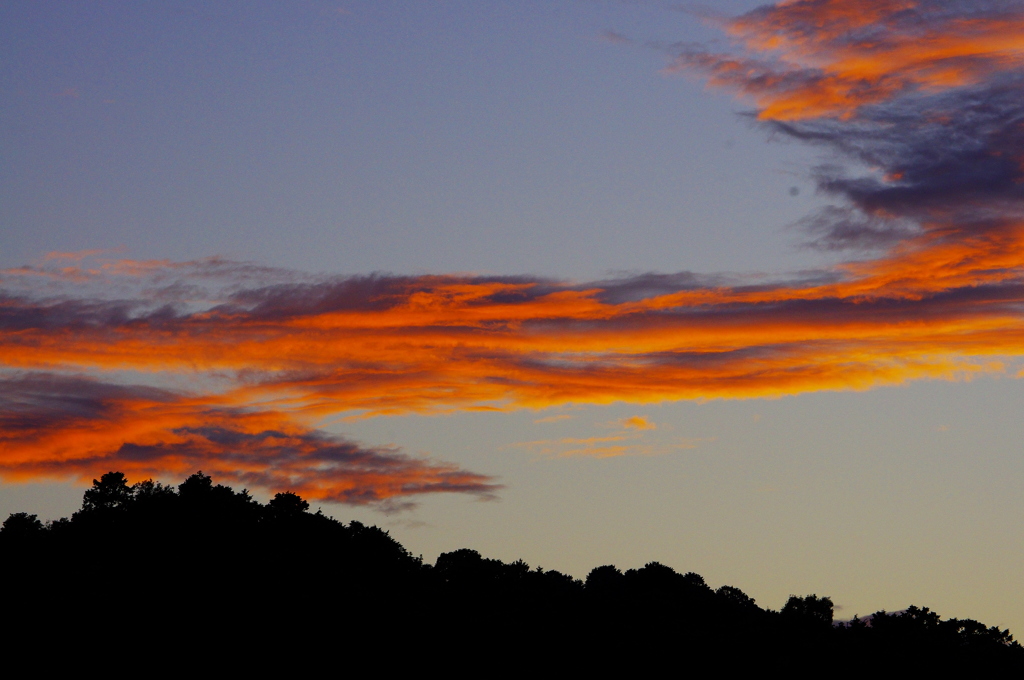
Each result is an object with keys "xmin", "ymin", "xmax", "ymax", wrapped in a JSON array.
[{"xmin": 2, "ymin": 472, "xmax": 1020, "ymax": 672}]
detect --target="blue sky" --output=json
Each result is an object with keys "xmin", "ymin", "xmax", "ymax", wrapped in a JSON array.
[{"xmin": 2, "ymin": 1, "xmax": 827, "ymax": 277}]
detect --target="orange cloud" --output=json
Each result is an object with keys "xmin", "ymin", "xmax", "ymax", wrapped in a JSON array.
[
  {"xmin": 621, "ymin": 416, "xmax": 656, "ymax": 431},
  {"xmin": 534, "ymin": 414, "xmax": 574, "ymax": 424},
  {"xmin": 675, "ymin": 0, "xmax": 1024, "ymax": 121},
  {"xmin": 0, "ymin": 374, "xmax": 498, "ymax": 509},
  {"xmin": 1, "ymin": 237, "xmax": 1023, "ymax": 417},
  {"xmin": 43, "ymin": 249, "xmax": 113, "ymax": 262},
  {"xmin": 509, "ymin": 432, "xmax": 704, "ymax": 459}
]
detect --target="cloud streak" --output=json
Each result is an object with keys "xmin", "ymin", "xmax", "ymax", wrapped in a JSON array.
[
  {"xmin": 675, "ymin": 0, "xmax": 1024, "ymax": 121},
  {"xmin": 1, "ymin": 259, "xmax": 1020, "ymax": 413},
  {"xmin": 0, "ymin": 373, "xmax": 499, "ymax": 510},
  {"xmin": 674, "ymin": 0, "xmax": 1024, "ymax": 250}
]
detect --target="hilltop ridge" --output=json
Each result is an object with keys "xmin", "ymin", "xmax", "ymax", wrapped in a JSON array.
[{"xmin": 2, "ymin": 471, "xmax": 1020, "ymax": 671}]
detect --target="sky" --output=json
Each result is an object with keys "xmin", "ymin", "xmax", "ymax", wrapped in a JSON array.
[{"xmin": 2, "ymin": 0, "xmax": 1024, "ymax": 633}]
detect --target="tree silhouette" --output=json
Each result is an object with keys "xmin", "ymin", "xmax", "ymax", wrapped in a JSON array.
[
  {"xmin": 80, "ymin": 471, "xmax": 133, "ymax": 512},
  {"xmin": 0, "ymin": 512, "xmax": 43, "ymax": 536},
  {"xmin": 586, "ymin": 564, "xmax": 625, "ymax": 594},
  {"xmin": 267, "ymin": 491, "xmax": 310, "ymax": 519},
  {"xmin": 0, "ymin": 469, "xmax": 1020, "ymax": 671},
  {"xmin": 717, "ymin": 585, "xmax": 758, "ymax": 611},
  {"xmin": 782, "ymin": 594, "xmax": 834, "ymax": 627}
]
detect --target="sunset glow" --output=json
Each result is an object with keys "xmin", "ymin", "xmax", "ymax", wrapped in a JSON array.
[{"xmin": 3, "ymin": 0, "xmax": 1024, "ymax": 514}]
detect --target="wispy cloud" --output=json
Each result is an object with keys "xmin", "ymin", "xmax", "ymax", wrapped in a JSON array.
[
  {"xmin": 509, "ymin": 415, "xmax": 703, "ymax": 459},
  {"xmin": 599, "ymin": 30, "xmax": 631, "ymax": 45},
  {"xmin": 509, "ymin": 433, "xmax": 705, "ymax": 459},
  {"xmin": 671, "ymin": 0, "xmax": 1024, "ymax": 252},
  {"xmin": 0, "ymin": 373, "xmax": 499, "ymax": 509},
  {"xmin": 620, "ymin": 416, "xmax": 657, "ymax": 430},
  {"xmin": 43, "ymin": 249, "xmax": 115, "ymax": 262},
  {"xmin": 671, "ymin": 0, "xmax": 1024, "ymax": 121},
  {"xmin": 1, "ymin": 256, "xmax": 1018, "ymax": 415},
  {"xmin": 534, "ymin": 414, "xmax": 575, "ymax": 424}
]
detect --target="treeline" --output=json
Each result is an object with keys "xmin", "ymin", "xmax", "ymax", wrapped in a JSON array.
[{"xmin": 2, "ymin": 471, "xmax": 1020, "ymax": 671}]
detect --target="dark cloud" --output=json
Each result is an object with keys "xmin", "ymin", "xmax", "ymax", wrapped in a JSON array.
[
  {"xmin": 672, "ymin": 0, "xmax": 1024, "ymax": 250},
  {"xmin": 0, "ymin": 374, "xmax": 177, "ymax": 434},
  {"xmin": 0, "ymin": 373, "xmax": 499, "ymax": 510},
  {"xmin": 590, "ymin": 271, "xmax": 722, "ymax": 304},
  {"xmin": 795, "ymin": 206, "xmax": 919, "ymax": 251},
  {"xmin": 774, "ymin": 77, "xmax": 1024, "ymax": 218}
]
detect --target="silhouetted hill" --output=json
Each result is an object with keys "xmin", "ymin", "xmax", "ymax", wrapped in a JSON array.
[{"xmin": 2, "ymin": 471, "xmax": 1020, "ymax": 672}]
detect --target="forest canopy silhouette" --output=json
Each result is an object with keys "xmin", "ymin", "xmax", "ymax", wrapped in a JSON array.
[{"xmin": 1, "ymin": 471, "xmax": 1020, "ymax": 670}]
